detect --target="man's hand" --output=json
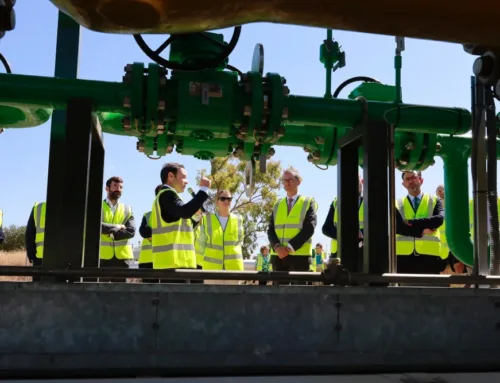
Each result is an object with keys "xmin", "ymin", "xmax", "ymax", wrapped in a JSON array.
[
  {"xmin": 358, "ymin": 230, "xmax": 363, "ymax": 239},
  {"xmin": 276, "ymin": 246, "xmax": 289, "ymax": 259},
  {"xmin": 199, "ymin": 176, "xmax": 211, "ymax": 188},
  {"xmin": 422, "ymin": 228, "xmax": 436, "ymax": 235},
  {"xmin": 118, "ymin": 224, "xmax": 126, "ymax": 231}
]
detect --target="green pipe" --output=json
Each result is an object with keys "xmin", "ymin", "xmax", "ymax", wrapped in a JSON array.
[
  {"xmin": 0, "ymin": 105, "xmax": 52, "ymax": 128},
  {"xmin": 437, "ymin": 135, "xmax": 474, "ymax": 266},
  {"xmin": 286, "ymin": 96, "xmax": 472, "ymax": 135},
  {"xmin": 394, "ymin": 55, "xmax": 402, "ymax": 104},
  {"xmin": 0, "ymin": 73, "xmax": 129, "ymax": 115}
]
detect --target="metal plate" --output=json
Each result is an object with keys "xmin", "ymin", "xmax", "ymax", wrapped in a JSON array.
[{"xmin": 251, "ymin": 43, "xmax": 264, "ymax": 75}]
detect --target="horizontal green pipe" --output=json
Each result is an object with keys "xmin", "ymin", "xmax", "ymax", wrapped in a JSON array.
[
  {"xmin": 0, "ymin": 73, "xmax": 129, "ymax": 115},
  {"xmin": 0, "ymin": 105, "xmax": 52, "ymax": 128},
  {"xmin": 286, "ymin": 95, "xmax": 472, "ymax": 135}
]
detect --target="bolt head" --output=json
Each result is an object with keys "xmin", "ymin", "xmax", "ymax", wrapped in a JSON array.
[
  {"xmin": 473, "ymin": 54, "xmax": 495, "ymax": 78},
  {"xmin": 123, "ymin": 96, "xmax": 131, "ymax": 108},
  {"xmin": 282, "ymin": 107, "xmax": 289, "ymax": 119},
  {"xmin": 243, "ymin": 105, "xmax": 252, "ymax": 117}
]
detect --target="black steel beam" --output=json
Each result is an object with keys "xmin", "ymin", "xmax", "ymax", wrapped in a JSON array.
[
  {"xmin": 0, "ymin": 266, "xmax": 498, "ymax": 285},
  {"xmin": 43, "ymin": 98, "xmax": 95, "ymax": 281},
  {"xmin": 337, "ymin": 125, "xmax": 362, "ymax": 148},
  {"xmin": 337, "ymin": 139, "xmax": 360, "ymax": 271},
  {"xmin": 83, "ymin": 119, "xmax": 104, "ymax": 269},
  {"xmin": 362, "ymin": 121, "xmax": 390, "ymax": 275}
]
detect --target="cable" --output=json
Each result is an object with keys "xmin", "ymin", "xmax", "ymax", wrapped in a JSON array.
[
  {"xmin": 0, "ymin": 53, "xmax": 11, "ymax": 73},
  {"xmin": 226, "ymin": 64, "xmax": 243, "ymax": 77},
  {"xmin": 332, "ymin": 76, "xmax": 380, "ymax": 99},
  {"xmin": 315, "ymin": 164, "xmax": 329, "ymax": 170},
  {"xmin": 133, "ymin": 27, "xmax": 242, "ymax": 72}
]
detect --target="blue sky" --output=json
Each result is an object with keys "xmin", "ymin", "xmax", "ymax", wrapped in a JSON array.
[{"xmin": 0, "ymin": 2, "xmax": 485, "ymax": 252}]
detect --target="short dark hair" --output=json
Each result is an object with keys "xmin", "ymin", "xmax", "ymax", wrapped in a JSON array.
[
  {"xmin": 260, "ymin": 245, "xmax": 268, "ymax": 253},
  {"xmin": 155, "ymin": 184, "xmax": 163, "ymax": 196},
  {"xmin": 401, "ymin": 170, "xmax": 422, "ymax": 180},
  {"xmin": 106, "ymin": 176, "xmax": 123, "ymax": 188},
  {"xmin": 160, "ymin": 163, "xmax": 185, "ymax": 184}
]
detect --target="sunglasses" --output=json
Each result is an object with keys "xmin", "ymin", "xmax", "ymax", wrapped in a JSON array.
[{"xmin": 219, "ymin": 197, "xmax": 232, "ymax": 202}]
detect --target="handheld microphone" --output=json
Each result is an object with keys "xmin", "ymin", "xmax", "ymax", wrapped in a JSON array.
[{"xmin": 188, "ymin": 187, "xmax": 206, "ymax": 212}]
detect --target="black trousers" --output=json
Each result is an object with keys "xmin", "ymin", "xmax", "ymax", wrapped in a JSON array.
[
  {"xmin": 397, "ymin": 253, "xmax": 446, "ymax": 274},
  {"xmin": 84, "ymin": 257, "xmax": 129, "ymax": 283},
  {"xmin": 139, "ymin": 262, "xmax": 159, "ymax": 284},
  {"xmin": 271, "ymin": 255, "xmax": 310, "ymax": 285}
]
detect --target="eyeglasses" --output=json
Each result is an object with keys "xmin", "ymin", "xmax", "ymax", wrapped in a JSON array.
[{"xmin": 219, "ymin": 197, "xmax": 232, "ymax": 202}]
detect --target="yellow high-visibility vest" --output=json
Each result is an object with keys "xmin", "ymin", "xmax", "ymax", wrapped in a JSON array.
[
  {"xmin": 33, "ymin": 202, "xmax": 46, "ymax": 258},
  {"xmin": 100, "ymin": 201, "xmax": 134, "ymax": 260},
  {"xmin": 201, "ymin": 213, "xmax": 244, "ymax": 270},
  {"xmin": 194, "ymin": 224, "xmax": 203, "ymax": 267},
  {"xmin": 331, "ymin": 198, "xmax": 364, "ymax": 254},
  {"xmin": 255, "ymin": 253, "xmax": 273, "ymax": 271},
  {"xmin": 0, "ymin": 209, "xmax": 3, "ymax": 229},
  {"xmin": 151, "ymin": 188, "xmax": 196, "ymax": 269},
  {"xmin": 396, "ymin": 194, "xmax": 443, "ymax": 258},
  {"xmin": 270, "ymin": 195, "xmax": 317, "ymax": 256},
  {"xmin": 139, "ymin": 211, "xmax": 153, "ymax": 264}
]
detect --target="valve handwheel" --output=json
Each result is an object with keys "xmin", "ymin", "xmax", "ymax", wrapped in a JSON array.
[{"xmin": 133, "ymin": 27, "xmax": 242, "ymax": 72}]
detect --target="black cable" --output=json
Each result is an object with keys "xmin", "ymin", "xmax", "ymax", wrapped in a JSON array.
[
  {"xmin": 226, "ymin": 64, "xmax": 243, "ymax": 77},
  {"xmin": 133, "ymin": 27, "xmax": 242, "ymax": 72},
  {"xmin": 0, "ymin": 53, "xmax": 11, "ymax": 73},
  {"xmin": 332, "ymin": 76, "xmax": 380, "ymax": 99}
]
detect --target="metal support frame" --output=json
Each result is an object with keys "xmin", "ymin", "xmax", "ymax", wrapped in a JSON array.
[
  {"xmin": 43, "ymin": 13, "xmax": 106, "ymax": 280},
  {"xmin": 363, "ymin": 121, "xmax": 390, "ymax": 275},
  {"xmin": 471, "ymin": 78, "xmax": 489, "ymax": 277},
  {"xmin": 337, "ymin": 120, "xmax": 390, "ymax": 276}
]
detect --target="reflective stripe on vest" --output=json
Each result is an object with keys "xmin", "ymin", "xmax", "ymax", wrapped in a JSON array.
[
  {"xmin": 100, "ymin": 201, "xmax": 134, "ymax": 260},
  {"xmin": 202, "ymin": 213, "xmax": 244, "ymax": 271},
  {"xmin": 270, "ymin": 196, "xmax": 316, "ymax": 256},
  {"xmin": 151, "ymin": 188, "xmax": 196, "ymax": 269},
  {"xmin": 331, "ymin": 198, "xmax": 364, "ymax": 254},
  {"xmin": 139, "ymin": 211, "xmax": 153, "ymax": 264},
  {"xmin": 33, "ymin": 202, "xmax": 46, "ymax": 259},
  {"xmin": 194, "ymin": 224, "xmax": 203, "ymax": 267},
  {"xmin": 396, "ymin": 194, "xmax": 442, "ymax": 258}
]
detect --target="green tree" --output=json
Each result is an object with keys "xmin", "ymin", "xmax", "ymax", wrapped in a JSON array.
[
  {"xmin": 197, "ymin": 157, "xmax": 282, "ymax": 259},
  {"xmin": 0, "ymin": 224, "xmax": 26, "ymax": 252}
]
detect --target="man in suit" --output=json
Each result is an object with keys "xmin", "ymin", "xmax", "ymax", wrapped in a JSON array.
[
  {"xmin": 151, "ymin": 162, "xmax": 210, "ymax": 283},
  {"xmin": 100, "ymin": 176, "xmax": 136, "ymax": 282},
  {"xmin": 267, "ymin": 168, "xmax": 317, "ymax": 283},
  {"xmin": 322, "ymin": 174, "xmax": 364, "ymax": 272},
  {"xmin": 396, "ymin": 170, "xmax": 445, "ymax": 274}
]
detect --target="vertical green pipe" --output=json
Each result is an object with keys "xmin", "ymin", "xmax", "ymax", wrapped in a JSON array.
[
  {"xmin": 438, "ymin": 136, "xmax": 474, "ymax": 266},
  {"xmin": 324, "ymin": 29, "xmax": 333, "ymax": 99}
]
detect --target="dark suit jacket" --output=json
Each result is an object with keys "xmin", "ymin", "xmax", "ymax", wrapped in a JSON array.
[
  {"xmin": 25, "ymin": 207, "xmax": 37, "ymax": 263},
  {"xmin": 267, "ymin": 196, "xmax": 317, "ymax": 254},
  {"xmin": 158, "ymin": 186, "xmax": 207, "ymax": 227},
  {"xmin": 139, "ymin": 214, "xmax": 152, "ymax": 239},
  {"xmin": 395, "ymin": 194, "xmax": 444, "ymax": 256}
]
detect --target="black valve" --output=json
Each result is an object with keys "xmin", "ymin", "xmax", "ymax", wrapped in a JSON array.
[
  {"xmin": 473, "ymin": 51, "xmax": 500, "ymax": 86},
  {"xmin": 0, "ymin": 0, "xmax": 15, "ymax": 35}
]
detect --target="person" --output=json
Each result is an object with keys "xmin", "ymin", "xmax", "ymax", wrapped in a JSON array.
[
  {"xmin": 311, "ymin": 243, "xmax": 327, "ymax": 272},
  {"xmin": 198, "ymin": 190, "xmax": 244, "ymax": 283},
  {"xmin": 138, "ymin": 184, "xmax": 163, "ymax": 283},
  {"xmin": 267, "ymin": 167, "xmax": 318, "ymax": 284},
  {"xmin": 100, "ymin": 176, "xmax": 136, "ymax": 282},
  {"xmin": 0, "ymin": 209, "xmax": 4, "ymax": 244},
  {"xmin": 322, "ymin": 175, "xmax": 364, "ymax": 272},
  {"xmin": 255, "ymin": 245, "xmax": 272, "ymax": 285},
  {"xmin": 395, "ymin": 171, "xmax": 445, "ymax": 275},
  {"xmin": 151, "ymin": 162, "xmax": 210, "ymax": 283},
  {"xmin": 25, "ymin": 202, "xmax": 46, "ymax": 281}
]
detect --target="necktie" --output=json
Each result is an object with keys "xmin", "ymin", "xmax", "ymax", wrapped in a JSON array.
[
  {"xmin": 287, "ymin": 197, "xmax": 293, "ymax": 213},
  {"xmin": 413, "ymin": 197, "xmax": 420, "ymax": 211}
]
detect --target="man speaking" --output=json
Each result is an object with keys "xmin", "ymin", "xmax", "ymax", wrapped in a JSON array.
[{"xmin": 151, "ymin": 162, "xmax": 211, "ymax": 280}]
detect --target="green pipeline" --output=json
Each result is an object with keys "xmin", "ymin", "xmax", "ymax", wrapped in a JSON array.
[
  {"xmin": 0, "ymin": 104, "xmax": 52, "ymax": 128},
  {"xmin": 0, "ymin": 72, "xmax": 488, "ymax": 135},
  {"xmin": 436, "ymin": 135, "xmax": 500, "ymax": 267}
]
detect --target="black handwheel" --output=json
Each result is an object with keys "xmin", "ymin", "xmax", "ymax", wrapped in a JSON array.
[{"xmin": 133, "ymin": 26, "xmax": 242, "ymax": 72}]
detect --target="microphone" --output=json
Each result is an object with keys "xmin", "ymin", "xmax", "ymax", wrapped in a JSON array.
[{"xmin": 188, "ymin": 187, "xmax": 206, "ymax": 212}]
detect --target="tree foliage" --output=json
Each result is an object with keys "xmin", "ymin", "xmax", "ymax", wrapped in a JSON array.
[
  {"xmin": 0, "ymin": 225, "xmax": 26, "ymax": 252},
  {"xmin": 197, "ymin": 157, "xmax": 282, "ymax": 259}
]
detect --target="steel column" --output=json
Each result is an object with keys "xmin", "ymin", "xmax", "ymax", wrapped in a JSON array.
[
  {"xmin": 42, "ymin": 12, "xmax": 82, "ymax": 279},
  {"xmin": 362, "ymin": 121, "xmax": 389, "ymax": 275},
  {"xmin": 337, "ymin": 128, "xmax": 362, "ymax": 272},
  {"xmin": 83, "ymin": 120, "xmax": 104, "ymax": 269}
]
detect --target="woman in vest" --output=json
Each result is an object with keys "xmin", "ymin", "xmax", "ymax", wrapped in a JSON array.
[{"xmin": 197, "ymin": 190, "xmax": 245, "ymax": 272}]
